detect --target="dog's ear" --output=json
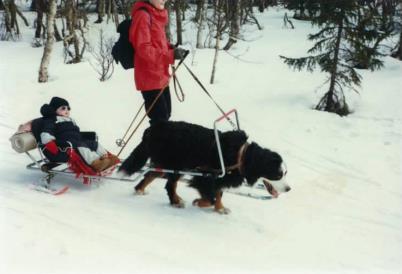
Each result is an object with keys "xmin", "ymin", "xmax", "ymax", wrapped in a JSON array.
[
  {"xmin": 243, "ymin": 142, "xmax": 284, "ymax": 183},
  {"xmin": 243, "ymin": 142, "xmax": 262, "ymax": 185},
  {"xmin": 240, "ymin": 130, "xmax": 249, "ymax": 141}
]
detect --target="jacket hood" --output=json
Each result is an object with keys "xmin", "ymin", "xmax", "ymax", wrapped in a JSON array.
[
  {"xmin": 131, "ymin": 1, "xmax": 168, "ymax": 25},
  {"xmin": 40, "ymin": 104, "xmax": 56, "ymax": 118}
]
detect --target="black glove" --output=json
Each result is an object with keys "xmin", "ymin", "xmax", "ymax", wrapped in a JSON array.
[
  {"xmin": 174, "ymin": 47, "xmax": 188, "ymax": 60},
  {"xmin": 55, "ymin": 140, "xmax": 72, "ymax": 149}
]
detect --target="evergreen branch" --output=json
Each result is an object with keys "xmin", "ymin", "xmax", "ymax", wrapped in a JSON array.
[
  {"xmin": 279, "ymin": 55, "xmax": 318, "ymax": 72},
  {"xmin": 307, "ymin": 38, "xmax": 333, "ymax": 54}
]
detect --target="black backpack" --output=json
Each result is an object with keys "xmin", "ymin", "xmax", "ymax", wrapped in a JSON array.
[{"xmin": 112, "ymin": 8, "xmax": 150, "ymax": 70}]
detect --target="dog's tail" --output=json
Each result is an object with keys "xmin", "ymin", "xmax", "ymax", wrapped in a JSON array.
[{"xmin": 118, "ymin": 140, "xmax": 149, "ymax": 176}]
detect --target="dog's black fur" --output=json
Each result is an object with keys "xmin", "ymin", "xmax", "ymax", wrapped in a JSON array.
[{"xmin": 119, "ymin": 121, "xmax": 285, "ymax": 212}]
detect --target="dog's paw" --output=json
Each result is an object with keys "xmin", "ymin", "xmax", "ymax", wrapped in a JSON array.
[
  {"xmin": 193, "ymin": 199, "xmax": 213, "ymax": 208},
  {"xmin": 134, "ymin": 189, "xmax": 148, "ymax": 196},
  {"xmin": 171, "ymin": 198, "xmax": 185, "ymax": 208},
  {"xmin": 214, "ymin": 207, "xmax": 231, "ymax": 215}
]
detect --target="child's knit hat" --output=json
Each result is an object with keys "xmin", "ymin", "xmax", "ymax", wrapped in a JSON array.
[
  {"xmin": 40, "ymin": 97, "xmax": 70, "ymax": 117},
  {"xmin": 49, "ymin": 97, "xmax": 70, "ymax": 110}
]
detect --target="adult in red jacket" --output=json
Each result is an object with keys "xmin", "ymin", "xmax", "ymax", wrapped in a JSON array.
[{"xmin": 129, "ymin": 0, "xmax": 187, "ymax": 125}]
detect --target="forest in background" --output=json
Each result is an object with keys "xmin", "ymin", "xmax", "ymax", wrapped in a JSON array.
[{"xmin": 1, "ymin": 0, "xmax": 401, "ymax": 115}]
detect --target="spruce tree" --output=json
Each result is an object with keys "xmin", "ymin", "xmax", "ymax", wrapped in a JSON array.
[
  {"xmin": 284, "ymin": 0, "xmax": 320, "ymax": 20},
  {"xmin": 350, "ymin": 2, "xmax": 393, "ymax": 69},
  {"xmin": 280, "ymin": 0, "xmax": 379, "ymax": 116}
]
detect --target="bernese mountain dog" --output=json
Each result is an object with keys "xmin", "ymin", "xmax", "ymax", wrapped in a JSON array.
[{"xmin": 119, "ymin": 121, "xmax": 290, "ymax": 214}]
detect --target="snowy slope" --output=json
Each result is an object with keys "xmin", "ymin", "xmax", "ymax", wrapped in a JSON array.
[{"xmin": 1, "ymin": 8, "xmax": 402, "ymax": 274}]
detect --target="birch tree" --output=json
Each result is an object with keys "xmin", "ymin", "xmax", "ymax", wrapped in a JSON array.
[
  {"xmin": 223, "ymin": 0, "xmax": 241, "ymax": 50},
  {"xmin": 1, "ymin": 0, "xmax": 29, "ymax": 40},
  {"xmin": 38, "ymin": 0, "xmax": 56, "ymax": 83},
  {"xmin": 62, "ymin": 0, "xmax": 88, "ymax": 64},
  {"xmin": 210, "ymin": 0, "xmax": 225, "ymax": 84},
  {"xmin": 195, "ymin": 0, "xmax": 207, "ymax": 48},
  {"xmin": 165, "ymin": 0, "xmax": 173, "ymax": 41},
  {"xmin": 95, "ymin": 0, "xmax": 106, "ymax": 23},
  {"xmin": 174, "ymin": 0, "xmax": 183, "ymax": 45}
]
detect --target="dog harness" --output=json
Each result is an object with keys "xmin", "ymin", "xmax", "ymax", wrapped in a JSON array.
[
  {"xmin": 228, "ymin": 142, "xmax": 249, "ymax": 175},
  {"xmin": 198, "ymin": 142, "xmax": 249, "ymax": 176}
]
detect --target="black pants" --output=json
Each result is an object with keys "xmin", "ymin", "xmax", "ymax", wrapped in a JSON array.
[{"xmin": 141, "ymin": 86, "xmax": 171, "ymax": 125}]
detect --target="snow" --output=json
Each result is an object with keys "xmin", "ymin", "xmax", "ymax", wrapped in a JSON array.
[{"xmin": 1, "ymin": 8, "xmax": 402, "ymax": 274}]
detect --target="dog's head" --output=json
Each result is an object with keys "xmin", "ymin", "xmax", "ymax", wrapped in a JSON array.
[{"xmin": 243, "ymin": 142, "xmax": 290, "ymax": 193}]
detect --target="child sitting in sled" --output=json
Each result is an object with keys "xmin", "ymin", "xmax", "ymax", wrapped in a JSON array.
[{"xmin": 38, "ymin": 96, "xmax": 119, "ymax": 172}]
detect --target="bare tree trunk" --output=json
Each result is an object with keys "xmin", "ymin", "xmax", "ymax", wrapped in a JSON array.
[
  {"xmin": 165, "ymin": 0, "xmax": 173, "ymax": 42},
  {"xmin": 392, "ymin": 26, "xmax": 402, "ymax": 60},
  {"xmin": 95, "ymin": 0, "xmax": 105, "ymax": 23},
  {"xmin": 181, "ymin": 0, "xmax": 186, "ymax": 21},
  {"xmin": 210, "ymin": 38, "xmax": 220, "ymax": 84},
  {"xmin": 112, "ymin": 0, "xmax": 119, "ymax": 29},
  {"xmin": 195, "ymin": 0, "xmax": 203, "ymax": 22},
  {"xmin": 15, "ymin": 4, "xmax": 29, "ymax": 26},
  {"xmin": 258, "ymin": 0, "xmax": 267, "ymax": 12},
  {"xmin": 5, "ymin": 0, "xmax": 29, "ymax": 28},
  {"xmin": 120, "ymin": 0, "xmax": 130, "ymax": 20},
  {"xmin": 54, "ymin": 22, "xmax": 62, "ymax": 41},
  {"xmin": 223, "ymin": 0, "xmax": 241, "ymax": 50},
  {"xmin": 174, "ymin": 0, "xmax": 183, "ymax": 45},
  {"xmin": 2, "ymin": 1, "xmax": 13, "ymax": 39},
  {"xmin": 38, "ymin": 0, "xmax": 56, "ymax": 83},
  {"xmin": 29, "ymin": 0, "xmax": 35, "ymax": 11},
  {"xmin": 196, "ymin": 0, "xmax": 207, "ymax": 48},
  {"xmin": 106, "ymin": 0, "xmax": 111, "ymax": 23},
  {"xmin": 283, "ymin": 12, "xmax": 294, "ymax": 29},
  {"xmin": 64, "ymin": 0, "xmax": 81, "ymax": 63},
  {"xmin": 397, "ymin": 27, "xmax": 402, "ymax": 60},
  {"xmin": 32, "ymin": 0, "xmax": 47, "ymax": 47},
  {"xmin": 34, "ymin": 3, "xmax": 44, "ymax": 39},
  {"xmin": 207, "ymin": 0, "xmax": 218, "ymax": 48},
  {"xmin": 210, "ymin": 0, "xmax": 223, "ymax": 84},
  {"xmin": 247, "ymin": 12, "xmax": 263, "ymax": 30},
  {"xmin": 2, "ymin": 0, "xmax": 29, "ymax": 39}
]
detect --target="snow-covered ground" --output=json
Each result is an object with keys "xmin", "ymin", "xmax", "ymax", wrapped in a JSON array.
[{"xmin": 1, "ymin": 7, "xmax": 401, "ymax": 274}]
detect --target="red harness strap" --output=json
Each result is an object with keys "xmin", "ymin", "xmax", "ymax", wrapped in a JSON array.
[{"xmin": 67, "ymin": 148, "xmax": 97, "ymax": 184}]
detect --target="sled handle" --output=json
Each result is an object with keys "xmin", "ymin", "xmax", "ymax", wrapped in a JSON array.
[
  {"xmin": 215, "ymin": 109, "xmax": 240, "ymax": 129},
  {"xmin": 213, "ymin": 109, "xmax": 240, "ymax": 178}
]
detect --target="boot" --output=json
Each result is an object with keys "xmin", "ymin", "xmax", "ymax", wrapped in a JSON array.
[
  {"xmin": 95, "ymin": 153, "xmax": 120, "ymax": 171},
  {"xmin": 106, "ymin": 153, "xmax": 120, "ymax": 165},
  {"xmin": 91, "ymin": 157, "xmax": 113, "ymax": 172}
]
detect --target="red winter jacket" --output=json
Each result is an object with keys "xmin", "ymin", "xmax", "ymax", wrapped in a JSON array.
[{"xmin": 129, "ymin": 2, "xmax": 174, "ymax": 91}]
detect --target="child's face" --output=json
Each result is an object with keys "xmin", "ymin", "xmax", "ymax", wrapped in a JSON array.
[
  {"xmin": 149, "ymin": 0, "xmax": 167, "ymax": 10},
  {"xmin": 56, "ymin": 105, "xmax": 70, "ymax": 117}
]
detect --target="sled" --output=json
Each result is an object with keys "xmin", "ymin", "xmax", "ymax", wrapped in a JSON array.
[{"xmin": 10, "ymin": 109, "xmax": 240, "ymax": 193}]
